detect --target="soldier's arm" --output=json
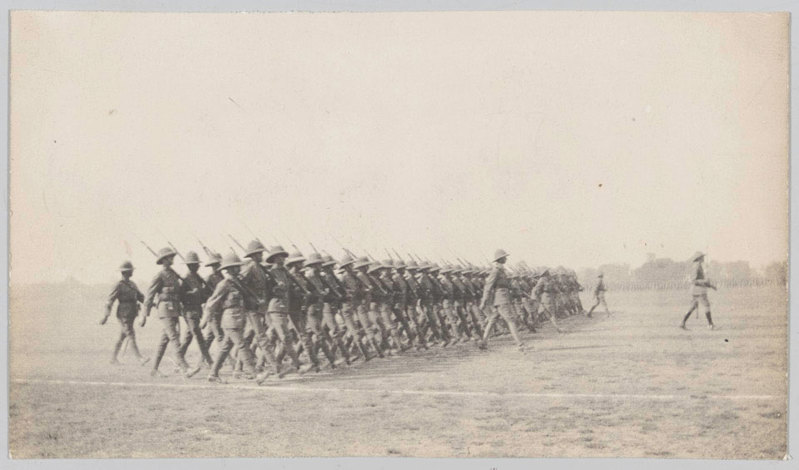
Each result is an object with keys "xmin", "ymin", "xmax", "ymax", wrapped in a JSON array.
[
  {"xmin": 132, "ymin": 281, "xmax": 145, "ymax": 303},
  {"xmin": 102, "ymin": 282, "xmax": 120, "ymax": 324},
  {"xmin": 480, "ymin": 269, "xmax": 498, "ymax": 308},
  {"xmin": 202, "ymin": 280, "xmax": 228, "ymax": 325},
  {"xmin": 142, "ymin": 273, "xmax": 162, "ymax": 315}
]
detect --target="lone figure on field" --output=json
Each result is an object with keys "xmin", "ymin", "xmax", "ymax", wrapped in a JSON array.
[
  {"xmin": 100, "ymin": 261, "xmax": 150, "ymax": 366},
  {"xmin": 586, "ymin": 273, "xmax": 610, "ymax": 318},
  {"xmin": 680, "ymin": 251, "xmax": 717, "ymax": 330}
]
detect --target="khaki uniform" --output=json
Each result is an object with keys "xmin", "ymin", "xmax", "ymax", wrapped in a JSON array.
[
  {"xmin": 144, "ymin": 268, "xmax": 190, "ymax": 371},
  {"xmin": 105, "ymin": 279, "xmax": 145, "ymax": 361},
  {"xmin": 480, "ymin": 263, "xmax": 523, "ymax": 346}
]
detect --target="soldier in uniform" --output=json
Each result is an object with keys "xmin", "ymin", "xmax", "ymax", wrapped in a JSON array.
[
  {"xmin": 319, "ymin": 254, "xmax": 355, "ymax": 363},
  {"xmin": 587, "ymin": 273, "xmax": 610, "ymax": 317},
  {"xmin": 142, "ymin": 247, "xmax": 200, "ymax": 378},
  {"xmin": 266, "ymin": 246, "xmax": 304, "ymax": 371},
  {"xmin": 178, "ymin": 251, "xmax": 214, "ymax": 367},
  {"xmin": 479, "ymin": 249, "xmax": 525, "ymax": 350},
  {"xmin": 203, "ymin": 252, "xmax": 271, "ymax": 384},
  {"xmin": 389, "ymin": 258, "xmax": 425, "ymax": 350},
  {"xmin": 286, "ymin": 250, "xmax": 330, "ymax": 371},
  {"xmin": 200, "ymin": 252, "xmax": 225, "ymax": 346},
  {"xmin": 375, "ymin": 260, "xmax": 407, "ymax": 352},
  {"xmin": 680, "ymin": 252, "xmax": 717, "ymax": 330},
  {"xmin": 338, "ymin": 254, "xmax": 380, "ymax": 359},
  {"xmin": 404, "ymin": 260, "xmax": 433, "ymax": 345},
  {"xmin": 101, "ymin": 261, "xmax": 150, "ymax": 365},
  {"xmin": 356, "ymin": 258, "xmax": 390, "ymax": 354},
  {"xmin": 532, "ymin": 269, "xmax": 565, "ymax": 333},
  {"xmin": 417, "ymin": 262, "xmax": 450, "ymax": 346},
  {"xmin": 304, "ymin": 252, "xmax": 342, "ymax": 367},
  {"xmin": 239, "ymin": 240, "xmax": 283, "ymax": 376}
]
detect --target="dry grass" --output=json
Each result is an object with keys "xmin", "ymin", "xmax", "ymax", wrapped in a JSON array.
[{"xmin": 8, "ymin": 286, "xmax": 787, "ymax": 458}]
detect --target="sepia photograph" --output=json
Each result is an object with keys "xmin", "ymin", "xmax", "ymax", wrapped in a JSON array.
[{"xmin": 7, "ymin": 7, "xmax": 790, "ymax": 460}]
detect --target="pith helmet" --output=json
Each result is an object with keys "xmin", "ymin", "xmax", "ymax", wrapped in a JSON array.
[
  {"xmin": 305, "ymin": 252, "xmax": 323, "ymax": 267},
  {"xmin": 245, "ymin": 240, "xmax": 267, "ymax": 258},
  {"xmin": 286, "ymin": 251, "xmax": 306, "ymax": 266},
  {"xmin": 220, "ymin": 252, "xmax": 244, "ymax": 270},
  {"xmin": 354, "ymin": 256, "xmax": 372, "ymax": 270},
  {"xmin": 430, "ymin": 263, "xmax": 442, "ymax": 274},
  {"xmin": 205, "ymin": 252, "xmax": 222, "ymax": 267},
  {"xmin": 598, "ymin": 273, "xmax": 604, "ymax": 278},
  {"xmin": 394, "ymin": 258, "xmax": 407, "ymax": 269},
  {"xmin": 119, "ymin": 260, "xmax": 135, "ymax": 272},
  {"xmin": 368, "ymin": 261, "xmax": 383, "ymax": 273},
  {"xmin": 321, "ymin": 255, "xmax": 337, "ymax": 268},
  {"xmin": 183, "ymin": 251, "xmax": 201, "ymax": 265},
  {"xmin": 494, "ymin": 249, "xmax": 509, "ymax": 262},
  {"xmin": 383, "ymin": 259, "xmax": 394, "ymax": 269},
  {"xmin": 265, "ymin": 245, "xmax": 289, "ymax": 263},
  {"xmin": 405, "ymin": 260, "xmax": 419, "ymax": 271},
  {"xmin": 156, "ymin": 247, "xmax": 177, "ymax": 265},
  {"xmin": 338, "ymin": 254, "xmax": 356, "ymax": 269},
  {"xmin": 692, "ymin": 251, "xmax": 705, "ymax": 262}
]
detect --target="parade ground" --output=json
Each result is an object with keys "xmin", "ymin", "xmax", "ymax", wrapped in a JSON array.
[{"xmin": 9, "ymin": 285, "xmax": 787, "ymax": 459}]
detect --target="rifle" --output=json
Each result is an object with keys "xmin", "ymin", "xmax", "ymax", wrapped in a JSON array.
[
  {"xmin": 228, "ymin": 234, "xmax": 247, "ymax": 253},
  {"xmin": 391, "ymin": 248, "xmax": 405, "ymax": 264},
  {"xmin": 166, "ymin": 241, "xmax": 187, "ymax": 263},
  {"xmin": 196, "ymin": 237, "xmax": 216, "ymax": 258},
  {"xmin": 310, "ymin": 242, "xmax": 321, "ymax": 255}
]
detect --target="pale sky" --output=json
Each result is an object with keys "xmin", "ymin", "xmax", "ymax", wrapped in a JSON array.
[{"xmin": 10, "ymin": 11, "xmax": 789, "ymax": 284}]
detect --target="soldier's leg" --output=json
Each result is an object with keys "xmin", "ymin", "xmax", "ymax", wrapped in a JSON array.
[
  {"xmin": 227, "ymin": 328, "xmax": 257, "ymax": 378},
  {"xmin": 357, "ymin": 304, "xmax": 385, "ymax": 358},
  {"xmin": 151, "ymin": 329, "xmax": 170, "ymax": 374},
  {"xmin": 162, "ymin": 316, "xmax": 190, "ymax": 369},
  {"xmin": 380, "ymin": 302, "xmax": 406, "ymax": 352},
  {"xmin": 209, "ymin": 332, "xmax": 235, "ymax": 379},
  {"xmin": 188, "ymin": 313, "xmax": 213, "ymax": 365},
  {"xmin": 480, "ymin": 307, "xmax": 500, "ymax": 347},
  {"xmin": 111, "ymin": 319, "xmax": 127, "ymax": 364},
  {"xmin": 121, "ymin": 315, "xmax": 147, "ymax": 363},
  {"xmin": 701, "ymin": 295, "xmax": 714, "ymax": 327},
  {"xmin": 246, "ymin": 312, "xmax": 281, "ymax": 375},
  {"xmin": 496, "ymin": 303, "xmax": 524, "ymax": 347},
  {"xmin": 341, "ymin": 302, "xmax": 371, "ymax": 361},
  {"xmin": 681, "ymin": 298, "xmax": 699, "ymax": 327},
  {"xmin": 270, "ymin": 312, "xmax": 302, "ymax": 369},
  {"xmin": 587, "ymin": 297, "xmax": 600, "ymax": 316}
]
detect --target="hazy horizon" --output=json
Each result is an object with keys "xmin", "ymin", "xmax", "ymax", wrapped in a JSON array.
[{"xmin": 10, "ymin": 11, "xmax": 789, "ymax": 285}]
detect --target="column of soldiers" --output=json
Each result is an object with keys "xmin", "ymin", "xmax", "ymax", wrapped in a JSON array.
[{"xmin": 103, "ymin": 245, "xmax": 596, "ymax": 384}]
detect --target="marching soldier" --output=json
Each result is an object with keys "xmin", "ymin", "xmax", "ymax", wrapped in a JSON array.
[
  {"xmin": 375, "ymin": 260, "xmax": 407, "ymax": 352},
  {"xmin": 266, "ymin": 246, "xmax": 304, "ymax": 371},
  {"xmin": 355, "ymin": 257, "xmax": 389, "ymax": 355},
  {"xmin": 142, "ymin": 247, "xmax": 200, "ymax": 378},
  {"xmin": 338, "ymin": 254, "xmax": 380, "ymax": 359},
  {"xmin": 240, "ymin": 240, "xmax": 283, "ymax": 376},
  {"xmin": 200, "ymin": 252, "xmax": 225, "ymax": 345},
  {"xmin": 319, "ymin": 254, "xmax": 355, "ymax": 363},
  {"xmin": 479, "ymin": 249, "xmax": 525, "ymax": 350},
  {"xmin": 304, "ymin": 252, "xmax": 342, "ymax": 367},
  {"xmin": 389, "ymin": 259, "xmax": 426, "ymax": 349},
  {"xmin": 203, "ymin": 252, "xmax": 271, "ymax": 384},
  {"xmin": 286, "ymin": 251, "xmax": 330, "ymax": 371},
  {"xmin": 178, "ymin": 251, "xmax": 214, "ymax": 367},
  {"xmin": 101, "ymin": 261, "xmax": 150, "ymax": 366},
  {"xmin": 587, "ymin": 273, "xmax": 610, "ymax": 317},
  {"xmin": 680, "ymin": 252, "xmax": 717, "ymax": 330},
  {"xmin": 532, "ymin": 269, "xmax": 565, "ymax": 333}
]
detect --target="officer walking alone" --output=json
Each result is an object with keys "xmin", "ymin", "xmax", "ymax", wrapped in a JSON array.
[{"xmin": 101, "ymin": 261, "xmax": 150, "ymax": 366}]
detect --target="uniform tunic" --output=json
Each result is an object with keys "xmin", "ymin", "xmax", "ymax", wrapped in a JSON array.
[{"xmin": 106, "ymin": 279, "xmax": 144, "ymax": 318}]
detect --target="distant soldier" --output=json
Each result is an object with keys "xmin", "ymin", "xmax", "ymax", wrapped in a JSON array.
[
  {"xmin": 479, "ymin": 250, "xmax": 525, "ymax": 350},
  {"xmin": 391, "ymin": 258, "xmax": 427, "ymax": 350},
  {"xmin": 203, "ymin": 252, "xmax": 271, "ymax": 384},
  {"xmin": 101, "ymin": 261, "xmax": 149, "ymax": 366},
  {"xmin": 178, "ymin": 251, "xmax": 214, "ymax": 367},
  {"xmin": 587, "ymin": 273, "xmax": 610, "ymax": 317},
  {"xmin": 142, "ymin": 247, "xmax": 200, "ymax": 378},
  {"xmin": 286, "ymin": 250, "xmax": 330, "ymax": 371},
  {"xmin": 680, "ymin": 252, "xmax": 717, "ymax": 330},
  {"xmin": 304, "ymin": 252, "xmax": 341, "ymax": 367},
  {"xmin": 532, "ymin": 268, "xmax": 565, "ymax": 333}
]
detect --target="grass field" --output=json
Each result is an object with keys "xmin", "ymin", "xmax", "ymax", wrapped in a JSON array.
[{"xmin": 8, "ymin": 285, "xmax": 788, "ymax": 459}]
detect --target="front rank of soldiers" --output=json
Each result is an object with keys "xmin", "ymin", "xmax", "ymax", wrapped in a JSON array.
[{"xmin": 105, "ymin": 244, "xmax": 598, "ymax": 384}]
